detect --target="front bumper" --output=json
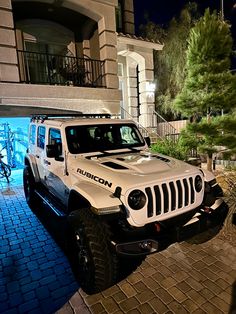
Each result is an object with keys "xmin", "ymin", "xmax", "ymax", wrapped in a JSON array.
[{"xmin": 112, "ymin": 200, "xmax": 228, "ymax": 257}]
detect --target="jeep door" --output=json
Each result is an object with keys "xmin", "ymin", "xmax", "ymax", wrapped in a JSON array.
[
  {"xmin": 35, "ymin": 125, "xmax": 47, "ymax": 185},
  {"xmin": 45, "ymin": 128, "xmax": 68, "ymax": 204}
]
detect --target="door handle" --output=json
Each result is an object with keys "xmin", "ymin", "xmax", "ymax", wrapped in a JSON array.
[
  {"xmin": 44, "ymin": 159, "xmax": 51, "ymax": 165},
  {"xmin": 36, "ymin": 155, "xmax": 39, "ymax": 158}
]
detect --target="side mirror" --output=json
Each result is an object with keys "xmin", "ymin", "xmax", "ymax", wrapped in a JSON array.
[
  {"xmin": 144, "ymin": 136, "xmax": 151, "ymax": 147},
  {"xmin": 46, "ymin": 144, "xmax": 63, "ymax": 160}
]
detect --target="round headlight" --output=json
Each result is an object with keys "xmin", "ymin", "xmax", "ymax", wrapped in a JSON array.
[
  {"xmin": 195, "ymin": 175, "xmax": 203, "ymax": 192},
  {"xmin": 128, "ymin": 189, "xmax": 146, "ymax": 210}
]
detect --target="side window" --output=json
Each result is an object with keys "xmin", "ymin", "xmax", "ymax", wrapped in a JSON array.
[
  {"xmin": 37, "ymin": 126, "xmax": 46, "ymax": 149},
  {"xmin": 49, "ymin": 128, "xmax": 62, "ymax": 155},
  {"xmin": 29, "ymin": 124, "xmax": 36, "ymax": 145}
]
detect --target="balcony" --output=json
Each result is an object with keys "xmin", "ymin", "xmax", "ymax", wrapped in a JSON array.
[{"xmin": 17, "ymin": 50, "xmax": 106, "ymax": 88}]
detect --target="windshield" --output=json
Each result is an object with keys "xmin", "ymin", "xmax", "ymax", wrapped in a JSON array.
[{"xmin": 65, "ymin": 123, "xmax": 145, "ymax": 154}]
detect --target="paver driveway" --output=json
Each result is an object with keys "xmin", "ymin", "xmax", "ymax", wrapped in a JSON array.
[{"xmin": 1, "ymin": 170, "xmax": 236, "ymax": 314}]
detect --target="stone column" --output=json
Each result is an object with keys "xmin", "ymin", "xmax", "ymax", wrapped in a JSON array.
[
  {"xmin": 0, "ymin": 0, "xmax": 19, "ymax": 82},
  {"xmin": 138, "ymin": 53, "xmax": 156, "ymax": 128},
  {"xmin": 98, "ymin": 7, "xmax": 118, "ymax": 89},
  {"xmin": 83, "ymin": 40, "xmax": 91, "ymax": 58},
  {"xmin": 123, "ymin": 0, "xmax": 135, "ymax": 35},
  {"xmin": 126, "ymin": 56, "xmax": 138, "ymax": 121}
]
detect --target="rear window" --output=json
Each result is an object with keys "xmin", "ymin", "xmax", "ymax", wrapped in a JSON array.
[
  {"xmin": 37, "ymin": 126, "xmax": 46, "ymax": 149},
  {"xmin": 29, "ymin": 124, "xmax": 36, "ymax": 145}
]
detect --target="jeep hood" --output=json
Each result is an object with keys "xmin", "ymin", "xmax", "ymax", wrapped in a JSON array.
[{"xmin": 69, "ymin": 150, "xmax": 201, "ymax": 192}]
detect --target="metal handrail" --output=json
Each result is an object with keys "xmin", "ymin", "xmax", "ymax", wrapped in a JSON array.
[
  {"xmin": 17, "ymin": 50, "xmax": 106, "ymax": 88},
  {"xmin": 153, "ymin": 110, "xmax": 178, "ymax": 135},
  {"xmin": 118, "ymin": 106, "xmax": 159, "ymax": 139}
]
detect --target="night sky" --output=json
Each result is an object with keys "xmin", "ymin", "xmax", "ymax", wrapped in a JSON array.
[{"xmin": 134, "ymin": 0, "xmax": 236, "ymax": 38}]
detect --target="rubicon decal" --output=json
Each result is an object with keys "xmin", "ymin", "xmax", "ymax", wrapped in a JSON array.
[{"xmin": 77, "ymin": 168, "xmax": 112, "ymax": 188}]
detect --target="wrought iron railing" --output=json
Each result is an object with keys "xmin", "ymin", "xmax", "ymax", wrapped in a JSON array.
[
  {"xmin": 153, "ymin": 110, "xmax": 178, "ymax": 142},
  {"xmin": 118, "ymin": 106, "xmax": 157, "ymax": 139},
  {"xmin": 17, "ymin": 50, "xmax": 106, "ymax": 88}
]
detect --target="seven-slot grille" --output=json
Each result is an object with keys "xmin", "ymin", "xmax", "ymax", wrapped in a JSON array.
[{"xmin": 145, "ymin": 176, "xmax": 197, "ymax": 218}]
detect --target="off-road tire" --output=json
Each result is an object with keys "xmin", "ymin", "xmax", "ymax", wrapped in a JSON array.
[
  {"xmin": 69, "ymin": 208, "xmax": 118, "ymax": 294},
  {"xmin": 23, "ymin": 166, "xmax": 37, "ymax": 209}
]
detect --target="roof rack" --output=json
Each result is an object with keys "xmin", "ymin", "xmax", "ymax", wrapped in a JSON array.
[{"xmin": 31, "ymin": 113, "xmax": 111, "ymax": 122}]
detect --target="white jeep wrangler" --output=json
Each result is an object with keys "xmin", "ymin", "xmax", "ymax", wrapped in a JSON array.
[{"xmin": 24, "ymin": 114, "xmax": 225, "ymax": 293}]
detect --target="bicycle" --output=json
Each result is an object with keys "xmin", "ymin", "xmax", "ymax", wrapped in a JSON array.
[{"xmin": 0, "ymin": 152, "xmax": 11, "ymax": 183}]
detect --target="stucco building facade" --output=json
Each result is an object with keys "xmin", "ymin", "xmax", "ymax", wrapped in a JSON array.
[{"xmin": 0, "ymin": 0, "xmax": 163, "ymax": 127}]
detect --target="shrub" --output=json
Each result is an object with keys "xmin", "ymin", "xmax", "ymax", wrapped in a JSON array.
[{"xmin": 151, "ymin": 137, "xmax": 188, "ymax": 160}]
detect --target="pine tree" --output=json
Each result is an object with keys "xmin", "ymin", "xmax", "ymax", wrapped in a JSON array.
[
  {"xmin": 140, "ymin": 3, "xmax": 199, "ymax": 119},
  {"xmin": 175, "ymin": 9, "xmax": 236, "ymax": 171}
]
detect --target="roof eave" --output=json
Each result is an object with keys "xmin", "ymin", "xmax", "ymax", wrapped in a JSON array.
[{"xmin": 117, "ymin": 34, "xmax": 164, "ymax": 51}]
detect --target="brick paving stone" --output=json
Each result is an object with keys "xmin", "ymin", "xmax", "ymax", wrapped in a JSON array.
[
  {"xmin": 154, "ymin": 287, "xmax": 175, "ymax": 304},
  {"xmin": 166, "ymin": 263, "xmax": 183, "ymax": 275},
  {"xmin": 201, "ymin": 268, "xmax": 219, "ymax": 281},
  {"xmin": 102, "ymin": 285, "xmax": 121, "ymax": 298},
  {"xmin": 202, "ymin": 279, "xmax": 223, "ymax": 295},
  {"xmin": 18, "ymin": 299, "xmax": 39, "ymax": 313},
  {"xmin": 127, "ymin": 309, "xmax": 140, "ymax": 314},
  {"xmin": 182, "ymin": 298, "xmax": 199, "ymax": 312},
  {"xmin": 89, "ymin": 302, "xmax": 106, "ymax": 314},
  {"xmin": 167, "ymin": 300, "xmax": 188, "ymax": 314},
  {"xmin": 216, "ymin": 278, "xmax": 230, "ymax": 291},
  {"xmin": 112, "ymin": 291, "xmax": 127, "ymax": 303},
  {"xmin": 214, "ymin": 260, "xmax": 232, "ymax": 272},
  {"xmin": 56, "ymin": 303, "xmax": 74, "ymax": 314},
  {"xmin": 119, "ymin": 296, "xmax": 140, "ymax": 312},
  {"xmin": 191, "ymin": 308, "xmax": 207, "ymax": 314},
  {"xmin": 176, "ymin": 281, "xmax": 192, "ymax": 293},
  {"xmin": 187, "ymin": 289, "xmax": 208, "ymax": 306},
  {"xmin": 202, "ymin": 255, "xmax": 217, "ymax": 265},
  {"xmin": 159, "ymin": 276, "xmax": 177, "ymax": 289},
  {"xmin": 149, "ymin": 296, "xmax": 169, "ymax": 313},
  {"xmin": 217, "ymin": 271, "xmax": 235, "ymax": 285},
  {"xmin": 68, "ymin": 292, "xmax": 84, "ymax": 309},
  {"xmin": 186, "ymin": 277, "xmax": 204, "ymax": 291},
  {"xmin": 119, "ymin": 282, "xmax": 136, "ymax": 298},
  {"xmin": 127, "ymin": 272, "xmax": 143, "ymax": 285},
  {"xmin": 142, "ymin": 277, "xmax": 161, "ymax": 290},
  {"xmin": 210, "ymin": 295, "xmax": 231, "ymax": 312},
  {"xmin": 198, "ymin": 287, "xmax": 214, "ymax": 300},
  {"xmin": 23, "ymin": 290, "xmax": 36, "ymax": 302},
  {"xmin": 192, "ymin": 260, "xmax": 208, "ymax": 271},
  {"xmin": 189, "ymin": 269, "xmax": 208, "ymax": 283},
  {"xmin": 133, "ymin": 281, "xmax": 148, "ymax": 293},
  {"xmin": 138, "ymin": 302, "xmax": 155, "ymax": 314},
  {"xmin": 217, "ymin": 290, "xmax": 232, "ymax": 305},
  {"xmin": 157, "ymin": 265, "xmax": 174, "ymax": 277},
  {"xmin": 135, "ymin": 290, "xmax": 155, "ymax": 304},
  {"xmin": 141, "ymin": 267, "xmax": 156, "ymax": 278},
  {"xmin": 101, "ymin": 297, "xmax": 120, "ymax": 313},
  {"xmin": 168, "ymin": 286, "xmax": 187, "ymax": 303},
  {"xmin": 172, "ymin": 270, "xmax": 189, "ymax": 282},
  {"xmin": 201, "ymin": 301, "xmax": 224, "ymax": 314},
  {"xmin": 152, "ymin": 271, "xmax": 165, "ymax": 283}
]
